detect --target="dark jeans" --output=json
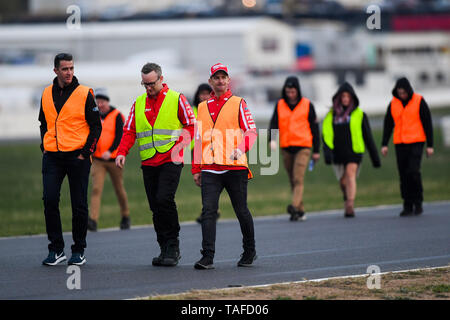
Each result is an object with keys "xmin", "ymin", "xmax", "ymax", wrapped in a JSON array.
[
  {"xmin": 200, "ymin": 170, "xmax": 255, "ymax": 258},
  {"xmin": 395, "ymin": 142, "xmax": 424, "ymax": 206},
  {"xmin": 42, "ymin": 153, "xmax": 91, "ymax": 254},
  {"xmin": 142, "ymin": 162, "xmax": 182, "ymax": 247}
]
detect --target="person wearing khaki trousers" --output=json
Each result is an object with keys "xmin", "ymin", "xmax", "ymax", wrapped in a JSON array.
[
  {"xmin": 268, "ymin": 76, "xmax": 320, "ymax": 221},
  {"xmin": 88, "ymin": 88, "xmax": 130, "ymax": 231}
]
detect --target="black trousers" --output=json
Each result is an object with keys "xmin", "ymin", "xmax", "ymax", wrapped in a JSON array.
[
  {"xmin": 200, "ymin": 170, "xmax": 255, "ymax": 258},
  {"xmin": 142, "ymin": 163, "xmax": 182, "ymax": 247},
  {"xmin": 395, "ymin": 142, "xmax": 424, "ymax": 205},
  {"xmin": 42, "ymin": 153, "xmax": 91, "ymax": 254}
]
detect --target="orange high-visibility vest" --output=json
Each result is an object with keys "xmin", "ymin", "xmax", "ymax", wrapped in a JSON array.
[
  {"xmin": 197, "ymin": 96, "xmax": 252, "ymax": 178},
  {"xmin": 391, "ymin": 93, "xmax": 426, "ymax": 144},
  {"xmin": 277, "ymin": 98, "xmax": 313, "ymax": 148},
  {"xmin": 94, "ymin": 108, "xmax": 124, "ymax": 159},
  {"xmin": 42, "ymin": 84, "xmax": 92, "ymax": 152}
]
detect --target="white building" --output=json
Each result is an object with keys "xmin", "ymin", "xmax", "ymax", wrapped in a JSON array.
[{"xmin": 0, "ymin": 17, "xmax": 295, "ymax": 138}]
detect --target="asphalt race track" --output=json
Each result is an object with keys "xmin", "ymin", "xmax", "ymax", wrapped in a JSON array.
[{"xmin": 1, "ymin": 202, "xmax": 449, "ymax": 300}]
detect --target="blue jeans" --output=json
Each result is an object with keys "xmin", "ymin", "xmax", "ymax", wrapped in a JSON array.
[
  {"xmin": 200, "ymin": 170, "xmax": 255, "ymax": 258},
  {"xmin": 42, "ymin": 153, "xmax": 91, "ymax": 254}
]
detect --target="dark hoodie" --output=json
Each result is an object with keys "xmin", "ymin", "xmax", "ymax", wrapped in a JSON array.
[
  {"xmin": 38, "ymin": 76, "xmax": 102, "ymax": 159},
  {"xmin": 323, "ymin": 82, "xmax": 380, "ymax": 167},
  {"xmin": 268, "ymin": 76, "xmax": 320, "ymax": 153},
  {"xmin": 381, "ymin": 77, "xmax": 433, "ymax": 147}
]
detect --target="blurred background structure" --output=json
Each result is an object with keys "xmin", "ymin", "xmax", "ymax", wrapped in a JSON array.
[{"xmin": 1, "ymin": 0, "xmax": 450, "ymax": 139}]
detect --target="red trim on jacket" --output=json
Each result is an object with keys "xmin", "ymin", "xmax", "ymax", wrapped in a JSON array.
[
  {"xmin": 191, "ymin": 89, "xmax": 257, "ymax": 175},
  {"xmin": 118, "ymin": 84, "xmax": 195, "ymax": 166}
]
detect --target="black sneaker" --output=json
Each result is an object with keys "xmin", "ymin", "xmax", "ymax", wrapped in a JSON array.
[
  {"xmin": 152, "ymin": 244, "xmax": 166, "ymax": 266},
  {"xmin": 68, "ymin": 253, "xmax": 86, "ymax": 266},
  {"xmin": 120, "ymin": 216, "xmax": 131, "ymax": 230},
  {"xmin": 414, "ymin": 203, "xmax": 423, "ymax": 215},
  {"xmin": 237, "ymin": 251, "xmax": 257, "ymax": 267},
  {"xmin": 287, "ymin": 205, "xmax": 298, "ymax": 221},
  {"xmin": 194, "ymin": 252, "xmax": 214, "ymax": 270},
  {"xmin": 161, "ymin": 240, "xmax": 181, "ymax": 267},
  {"xmin": 344, "ymin": 210, "xmax": 355, "ymax": 218},
  {"xmin": 287, "ymin": 205, "xmax": 306, "ymax": 221},
  {"xmin": 42, "ymin": 251, "xmax": 67, "ymax": 266},
  {"xmin": 87, "ymin": 217, "xmax": 97, "ymax": 231},
  {"xmin": 400, "ymin": 202, "xmax": 414, "ymax": 217}
]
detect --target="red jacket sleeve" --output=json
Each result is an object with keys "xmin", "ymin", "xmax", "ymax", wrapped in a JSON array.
[
  {"xmin": 177, "ymin": 94, "xmax": 196, "ymax": 148},
  {"xmin": 237, "ymin": 99, "xmax": 257, "ymax": 153},
  {"xmin": 117, "ymin": 102, "xmax": 137, "ymax": 157}
]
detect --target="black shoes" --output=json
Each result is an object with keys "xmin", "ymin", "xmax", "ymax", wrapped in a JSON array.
[
  {"xmin": 414, "ymin": 202, "xmax": 423, "ymax": 215},
  {"xmin": 400, "ymin": 202, "xmax": 414, "ymax": 217},
  {"xmin": 88, "ymin": 216, "xmax": 131, "ymax": 231},
  {"xmin": 194, "ymin": 251, "xmax": 215, "ymax": 270},
  {"xmin": 153, "ymin": 240, "xmax": 181, "ymax": 267},
  {"xmin": 120, "ymin": 216, "xmax": 131, "ymax": 230},
  {"xmin": 344, "ymin": 210, "xmax": 355, "ymax": 218},
  {"xmin": 87, "ymin": 217, "xmax": 97, "ymax": 231},
  {"xmin": 287, "ymin": 205, "xmax": 306, "ymax": 221},
  {"xmin": 237, "ymin": 250, "xmax": 257, "ymax": 267},
  {"xmin": 400, "ymin": 203, "xmax": 423, "ymax": 217}
]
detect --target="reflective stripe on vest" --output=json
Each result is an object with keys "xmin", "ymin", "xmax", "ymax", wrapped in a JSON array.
[
  {"xmin": 94, "ymin": 108, "xmax": 124, "ymax": 159},
  {"xmin": 277, "ymin": 98, "xmax": 313, "ymax": 148},
  {"xmin": 197, "ymin": 96, "xmax": 252, "ymax": 178},
  {"xmin": 134, "ymin": 89, "xmax": 183, "ymax": 161},
  {"xmin": 190, "ymin": 106, "xmax": 198, "ymax": 151},
  {"xmin": 42, "ymin": 84, "xmax": 91, "ymax": 152},
  {"xmin": 322, "ymin": 107, "xmax": 365, "ymax": 154},
  {"xmin": 391, "ymin": 93, "xmax": 426, "ymax": 144}
]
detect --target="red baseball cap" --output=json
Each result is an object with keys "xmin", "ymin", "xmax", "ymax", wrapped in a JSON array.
[{"xmin": 210, "ymin": 63, "xmax": 229, "ymax": 77}]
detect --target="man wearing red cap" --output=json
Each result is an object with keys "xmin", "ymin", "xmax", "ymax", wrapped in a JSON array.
[{"xmin": 192, "ymin": 63, "xmax": 258, "ymax": 269}]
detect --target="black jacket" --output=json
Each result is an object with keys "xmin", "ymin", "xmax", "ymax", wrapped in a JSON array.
[
  {"xmin": 323, "ymin": 82, "xmax": 380, "ymax": 167},
  {"xmin": 268, "ymin": 76, "xmax": 320, "ymax": 153},
  {"xmin": 38, "ymin": 76, "xmax": 102, "ymax": 159},
  {"xmin": 381, "ymin": 77, "xmax": 433, "ymax": 147}
]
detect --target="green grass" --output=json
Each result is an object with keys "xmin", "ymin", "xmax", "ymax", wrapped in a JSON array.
[{"xmin": 1, "ymin": 127, "xmax": 450, "ymax": 237}]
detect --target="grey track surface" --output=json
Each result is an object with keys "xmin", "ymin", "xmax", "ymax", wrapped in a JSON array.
[{"xmin": 1, "ymin": 202, "xmax": 449, "ymax": 300}]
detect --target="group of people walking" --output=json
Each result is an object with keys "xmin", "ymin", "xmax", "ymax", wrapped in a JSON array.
[
  {"xmin": 38, "ymin": 53, "xmax": 434, "ymax": 269},
  {"xmin": 269, "ymin": 76, "xmax": 433, "ymax": 220}
]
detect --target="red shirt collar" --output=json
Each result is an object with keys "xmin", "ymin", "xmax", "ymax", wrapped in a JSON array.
[
  {"xmin": 210, "ymin": 89, "xmax": 232, "ymax": 102},
  {"xmin": 147, "ymin": 83, "xmax": 169, "ymax": 101}
]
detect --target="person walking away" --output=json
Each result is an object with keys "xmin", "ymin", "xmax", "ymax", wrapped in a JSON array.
[
  {"xmin": 322, "ymin": 82, "xmax": 380, "ymax": 217},
  {"xmin": 88, "ymin": 88, "xmax": 130, "ymax": 231},
  {"xmin": 39, "ymin": 53, "xmax": 102, "ymax": 266},
  {"xmin": 192, "ymin": 63, "xmax": 258, "ymax": 269},
  {"xmin": 268, "ymin": 76, "xmax": 320, "ymax": 221},
  {"xmin": 115, "ymin": 63, "xmax": 195, "ymax": 267},
  {"xmin": 381, "ymin": 77, "xmax": 434, "ymax": 216}
]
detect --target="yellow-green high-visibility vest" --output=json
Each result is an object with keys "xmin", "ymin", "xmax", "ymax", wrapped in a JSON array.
[
  {"xmin": 135, "ymin": 89, "xmax": 183, "ymax": 161},
  {"xmin": 189, "ymin": 106, "xmax": 198, "ymax": 151},
  {"xmin": 322, "ymin": 107, "xmax": 365, "ymax": 154}
]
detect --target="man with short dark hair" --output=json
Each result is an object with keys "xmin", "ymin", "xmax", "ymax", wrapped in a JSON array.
[
  {"xmin": 39, "ymin": 53, "xmax": 102, "ymax": 266},
  {"xmin": 116, "ymin": 62, "xmax": 195, "ymax": 267}
]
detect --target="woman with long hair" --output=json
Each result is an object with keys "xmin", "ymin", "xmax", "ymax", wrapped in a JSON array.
[{"xmin": 322, "ymin": 82, "xmax": 381, "ymax": 217}]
